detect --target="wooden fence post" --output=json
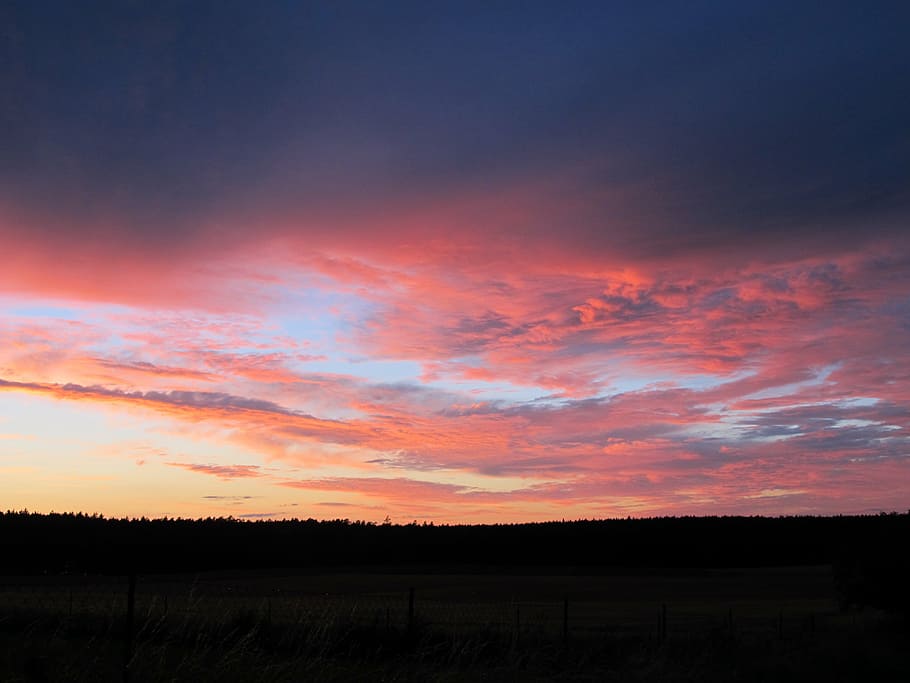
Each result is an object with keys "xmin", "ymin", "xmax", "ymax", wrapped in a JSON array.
[
  {"xmin": 514, "ymin": 604, "xmax": 520, "ymax": 645},
  {"xmin": 661, "ymin": 603, "xmax": 667, "ymax": 643},
  {"xmin": 408, "ymin": 587, "xmax": 415, "ymax": 633},
  {"xmin": 563, "ymin": 596, "xmax": 569, "ymax": 649},
  {"xmin": 123, "ymin": 571, "xmax": 136, "ymax": 682}
]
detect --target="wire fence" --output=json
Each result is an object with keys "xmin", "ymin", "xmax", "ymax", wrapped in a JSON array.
[
  {"xmin": 0, "ymin": 573, "xmax": 856, "ymax": 645},
  {"xmin": 2, "ymin": 573, "xmax": 902, "ymax": 683}
]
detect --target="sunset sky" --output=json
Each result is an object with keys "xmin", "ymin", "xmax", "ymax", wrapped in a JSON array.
[{"xmin": 2, "ymin": 2, "xmax": 909, "ymax": 522}]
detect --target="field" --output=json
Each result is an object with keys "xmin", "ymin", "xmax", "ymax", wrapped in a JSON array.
[{"xmin": 1, "ymin": 565, "xmax": 907, "ymax": 682}]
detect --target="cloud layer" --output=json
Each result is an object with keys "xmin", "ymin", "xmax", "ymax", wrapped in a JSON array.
[{"xmin": 1, "ymin": 2, "xmax": 908, "ymax": 520}]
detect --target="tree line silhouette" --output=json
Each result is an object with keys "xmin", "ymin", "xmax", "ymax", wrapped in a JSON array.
[{"xmin": 2, "ymin": 511, "xmax": 907, "ymax": 586}]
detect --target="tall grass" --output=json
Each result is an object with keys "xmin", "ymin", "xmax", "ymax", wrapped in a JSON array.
[{"xmin": 1, "ymin": 582, "xmax": 907, "ymax": 682}]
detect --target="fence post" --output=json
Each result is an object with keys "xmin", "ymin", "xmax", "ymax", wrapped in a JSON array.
[
  {"xmin": 514, "ymin": 604, "xmax": 520, "ymax": 645},
  {"xmin": 124, "ymin": 571, "xmax": 136, "ymax": 682},
  {"xmin": 563, "ymin": 596, "xmax": 569, "ymax": 649},
  {"xmin": 661, "ymin": 603, "xmax": 667, "ymax": 643},
  {"xmin": 655, "ymin": 608, "xmax": 660, "ymax": 644},
  {"xmin": 408, "ymin": 587, "xmax": 415, "ymax": 633},
  {"xmin": 728, "ymin": 606, "xmax": 734, "ymax": 638},
  {"xmin": 778, "ymin": 609, "xmax": 783, "ymax": 641}
]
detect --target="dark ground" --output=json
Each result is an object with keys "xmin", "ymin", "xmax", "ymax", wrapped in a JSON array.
[
  {"xmin": 1, "ymin": 513, "xmax": 907, "ymax": 680},
  {"xmin": 1, "ymin": 565, "xmax": 908, "ymax": 682}
]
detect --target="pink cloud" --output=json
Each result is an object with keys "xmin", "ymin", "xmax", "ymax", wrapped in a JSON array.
[
  {"xmin": 167, "ymin": 463, "xmax": 263, "ymax": 480},
  {"xmin": 3, "ymin": 177, "xmax": 909, "ymax": 520}
]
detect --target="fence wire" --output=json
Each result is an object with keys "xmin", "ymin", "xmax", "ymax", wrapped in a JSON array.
[{"xmin": 0, "ymin": 574, "xmax": 856, "ymax": 648}]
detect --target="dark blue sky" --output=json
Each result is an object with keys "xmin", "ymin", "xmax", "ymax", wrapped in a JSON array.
[{"xmin": 3, "ymin": 1, "xmax": 909, "ymax": 255}]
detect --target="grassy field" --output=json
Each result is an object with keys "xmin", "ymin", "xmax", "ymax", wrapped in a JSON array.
[{"xmin": 1, "ymin": 566, "xmax": 907, "ymax": 681}]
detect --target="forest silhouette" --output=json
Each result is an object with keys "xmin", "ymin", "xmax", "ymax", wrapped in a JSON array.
[{"xmin": 3, "ymin": 511, "xmax": 908, "ymax": 614}]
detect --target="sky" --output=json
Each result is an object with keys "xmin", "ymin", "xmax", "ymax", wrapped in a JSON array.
[{"xmin": 1, "ymin": 1, "xmax": 909, "ymax": 522}]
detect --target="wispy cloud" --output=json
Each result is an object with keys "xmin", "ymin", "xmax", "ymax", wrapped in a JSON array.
[{"xmin": 167, "ymin": 463, "xmax": 262, "ymax": 480}]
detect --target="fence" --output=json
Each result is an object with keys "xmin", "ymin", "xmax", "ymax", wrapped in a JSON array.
[
  {"xmin": 2, "ymin": 571, "xmax": 899, "ymax": 682},
  {"xmin": 0, "ymin": 571, "xmax": 858, "ymax": 641}
]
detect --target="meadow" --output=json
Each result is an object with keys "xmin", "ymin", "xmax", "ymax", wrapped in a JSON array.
[{"xmin": 2, "ymin": 565, "xmax": 907, "ymax": 682}]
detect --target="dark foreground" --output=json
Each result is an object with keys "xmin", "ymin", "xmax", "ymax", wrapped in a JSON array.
[{"xmin": 1, "ymin": 566, "xmax": 908, "ymax": 682}]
